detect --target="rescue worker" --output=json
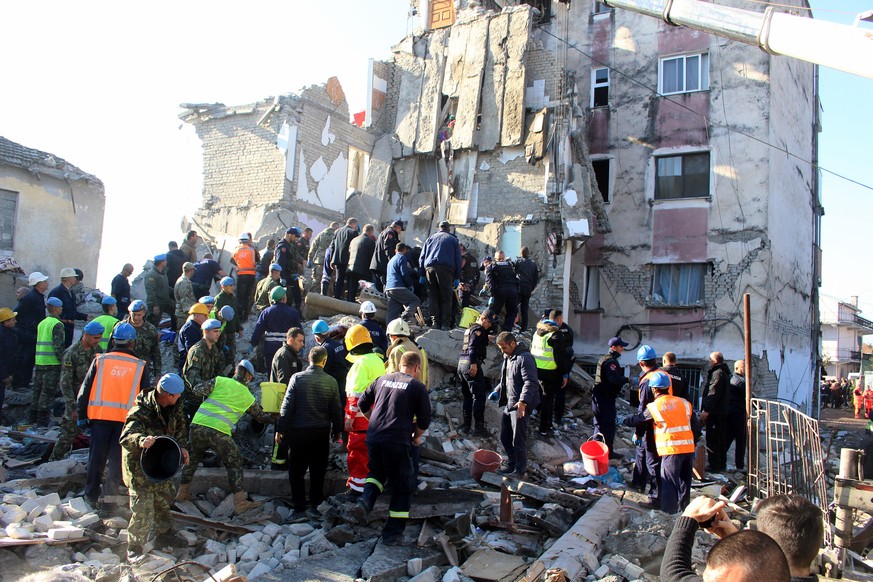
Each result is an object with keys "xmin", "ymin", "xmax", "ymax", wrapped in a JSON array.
[
  {"xmin": 256, "ymin": 238, "xmax": 276, "ymax": 280},
  {"xmin": 165, "ymin": 241, "xmax": 187, "ymax": 286},
  {"xmin": 370, "ymin": 220, "xmax": 404, "ymax": 292},
  {"xmin": 92, "ymin": 297, "xmax": 119, "ymax": 351},
  {"xmin": 633, "ymin": 345, "xmax": 667, "ymax": 506},
  {"xmin": 459, "ymin": 245, "xmax": 480, "ymax": 308},
  {"xmin": 0, "ymin": 307, "xmax": 18, "ymax": 422},
  {"xmin": 254, "ymin": 263, "xmax": 282, "ymax": 312},
  {"xmin": 121, "ymin": 300, "xmax": 162, "ymax": 380},
  {"xmin": 276, "ymin": 227, "xmax": 304, "ymax": 309},
  {"xmin": 32, "ymin": 297, "xmax": 66, "ymax": 425},
  {"xmin": 343, "ymin": 324, "xmax": 385, "ymax": 495},
  {"xmin": 77, "ymin": 322, "xmax": 150, "ymax": 504},
  {"xmin": 120, "ymin": 373, "xmax": 188, "ymax": 561},
  {"xmin": 855, "ymin": 382, "xmax": 865, "ymax": 418},
  {"xmin": 385, "ymin": 319, "xmax": 428, "ymax": 386},
  {"xmin": 514, "ymin": 247, "xmax": 539, "ymax": 332},
  {"xmin": 231, "ymin": 233, "xmax": 260, "ymax": 321},
  {"xmin": 312, "ymin": 320, "xmax": 350, "ymax": 412},
  {"xmin": 177, "ymin": 360, "xmax": 269, "ymax": 514},
  {"xmin": 530, "ymin": 316, "xmax": 569, "ymax": 437},
  {"xmin": 384, "ymin": 244, "xmax": 420, "ymax": 324},
  {"xmin": 174, "ymin": 262, "xmax": 197, "ymax": 325},
  {"xmin": 48, "ymin": 267, "xmax": 89, "ymax": 348},
  {"xmin": 701, "ymin": 352, "xmax": 731, "ymax": 473},
  {"xmin": 592, "ymin": 337, "xmax": 629, "ymax": 459},
  {"xmin": 215, "ymin": 277, "xmax": 241, "ymax": 363},
  {"xmin": 865, "ymin": 385, "xmax": 873, "ymax": 418},
  {"xmin": 350, "ymin": 351, "xmax": 431, "ymax": 545},
  {"xmin": 457, "ymin": 310, "xmax": 496, "ymax": 436},
  {"xmin": 144, "ymin": 255, "xmax": 176, "ymax": 330},
  {"xmin": 180, "ymin": 230, "xmax": 199, "ymax": 262},
  {"xmin": 13, "ymin": 271, "xmax": 49, "ymax": 390},
  {"xmin": 50, "ymin": 321, "xmax": 104, "ymax": 461},
  {"xmin": 622, "ymin": 371, "xmax": 701, "ymax": 514},
  {"xmin": 271, "ymin": 328, "xmax": 305, "ymax": 385},
  {"xmin": 359, "ymin": 301, "xmax": 387, "ymax": 354},
  {"xmin": 346, "ymin": 224, "xmax": 376, "ymax": 302},
  {"xmin": 276, "ymin": 346, "xmax": 343, "ymax": 517},
  {"xmin": 191, "ymin": 254, "xmax": 226, "ymax": 299},
  {"xmin": 251, "ymin": 286, "xmax": 303, "ymax": 371},
  {"xmin": 726, "ymin": 359, "xmax": 750, "ymax": 471},
  {"xmin": 182, "ymin": 319, "xmax": 225, "ymax": 418},
  {"xmin": 495, "ymin": 332, "xmax": 540, "ymax": 477},
  {"xmin": 330, "ymin": 218, "xmax": 360, "ymax": 301},
  {"xmin": 297, "ymin": 227, "xmax": 312, "ymax": 279},
  {"xmin": 111, "ymin": 264, "xmax": 133, "ymax": 318},
  {"xmin": 308, "ymin": 221, "xmax": 339, "ymax": 292},
  {"xmin": 176, "ymin": 303, "xmax": 209, "ymax": 374},
  {"xmin": 420, "ymin": 220, "xmax": 462, "ymax": 330},
  {"xmin": 484, "ymin": 251, "xmax": 519, "ymax": 333},
  {"xmin": 549, "ymin": 309, "xmax": 575, "ymax": 427}
]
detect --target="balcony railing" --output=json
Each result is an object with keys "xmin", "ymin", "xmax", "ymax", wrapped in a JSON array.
[
  {"xmin": 836, "ymin": 313, "xmax": 873, "ymax": 331},
  {"xmin": 850, "ymin": 351, "xmax": 872, "ymax": 361}
]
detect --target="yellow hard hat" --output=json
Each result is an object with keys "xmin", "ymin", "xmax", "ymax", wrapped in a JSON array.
[
  {"xmin": 344, "ymin": 324, "xmax": 373, "ymax": 352},
  {"xmin": 0, "ymin": 308, "xmax": 16, "ymax": 323},
  {"xmin": 188, "ymin": 303, "xmax": 210, "ymax": 315}
]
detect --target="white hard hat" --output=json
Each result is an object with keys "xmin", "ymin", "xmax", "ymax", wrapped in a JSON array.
[
  {"xmin": 360, "ymin": 301, "xmax": 377, "ymax": 314},
  {"xmin": 28, "ymin": 272, "xmax": 49, "ymax": 286},
  {"xmin": 60, "ymin": 267, "xmax": 77, "ymax": 278},
  {"xmin": 386, "ymin": 318, "xmax": 410, "ymax": 336},
  {"xmin": 238, "ymin": 233, "xmax": 251, "ymax": 241}
]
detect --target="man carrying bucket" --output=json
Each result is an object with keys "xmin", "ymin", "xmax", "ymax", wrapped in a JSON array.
[{"xmin": 120, "ymin": 373, "xmax": 189, "ymax": 562}]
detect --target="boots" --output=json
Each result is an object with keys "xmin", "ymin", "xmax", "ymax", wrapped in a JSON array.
[
  {"xmin": 175, "ymin": 483, "xmax": 190, "ymax": 502},
  {"xmin": 233, "ymin": 491, "xmax": 261, "ymax": 514},
  {"xmin": 459, "ymin": 416, "xmax": 472, "ymax": 435},
  {"xmin": 472, "ymin": 422, "xmax": 489, "ymax": 437}
]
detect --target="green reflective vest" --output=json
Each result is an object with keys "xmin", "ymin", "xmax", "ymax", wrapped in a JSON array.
[
  {"xmin": 346, "ymin": 353, "xmax": 385, "ymax": 397},
  {"xmin": 191, "ymin": 376, "xmax": 255, "ymax": 435},
  {"xmin": 531, "ymin": 332, "xmax": 557, "ymax": 370},
  {"xmin": 35, "ymin": 316, "xmax": 63, "ymax": 366},
  {"xmin": 93, "ymin": 315, "xmax": 119, "ymax": 351}
]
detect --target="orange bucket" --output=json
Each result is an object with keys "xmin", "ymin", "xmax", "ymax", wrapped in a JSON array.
[
  {"xmin": 580, "ymin": 434, "xmax": 609, "ymax": 476},
  {"xmin": 470, "ymin": 449, "xmax": 503, "ymax": 481}
]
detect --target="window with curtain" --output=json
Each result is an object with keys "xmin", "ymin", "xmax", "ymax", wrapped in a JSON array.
[{"xmin": 651, "ymin": 263, "xmax": 705, "ymax": 306}]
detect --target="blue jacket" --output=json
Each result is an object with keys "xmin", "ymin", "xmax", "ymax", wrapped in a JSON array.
[
  {"xmin": 361, "ymin": 318, "xmax": 388, "ymax": 353},
  {"xmin": 496, "ymin": 343, "xmax": 541, "ymax": 412},
  {"xmin": 385, "ymin": 253, "xmax": 414, "ymax": 290},
  {"xmin": 421, "ymin": 231, "xmax": 462, "ymax": 278},
  {"xmin": 251, "ymin": 303, "xmax": 303, "ymax": 362}
]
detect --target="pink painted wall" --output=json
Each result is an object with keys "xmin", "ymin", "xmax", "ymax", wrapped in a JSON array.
[
  {"xmin": 587, "ymin": 109, "xmax": 610, "ymax": 155},
  {"xmin": 647, "ymin": 308, "xmax": 706, "ymax": 346},
  {"xmin": 652, "ymin": 207, "xmax": 708, "ymax": 261}
]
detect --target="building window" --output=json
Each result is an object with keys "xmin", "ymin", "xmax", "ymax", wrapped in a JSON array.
[
  {"xmin": 591, "ymin": 68, "xmax": 609, "ymax": 108},
  {"xmin": 346, "ymin": 146, "xmax": 369, "ymax": 192},
  {"xmin": 591, "ymin": 157, "xmax": 611, "ymax": 203},
  {"xmin": 651, "ymin": 263, "xmax": 706, "ymax": 306},
  {"xmin": 501, "ymin": 225, "xmax": 522, "ymax": 259},
  {"xmin": 593, "ymin": 0, "xmax": 611, "ymax": 14},
  {"xmin": 654, "ymin": 152, "xmax": 710, "ymax": 200},
  {"xmin": 0, "ymin": 189, "xmax": 17, "ymax": 251},
  {"xmin": 659, "ymin": 53, "xmax": 709, "ymax": 95},
  {"xmin": 580, "ymin": 265, "xmax": 600, "ymax": 310},
  {"xmin": 521, "ymin": 0, "xmax": 552, "ymax": 23}
]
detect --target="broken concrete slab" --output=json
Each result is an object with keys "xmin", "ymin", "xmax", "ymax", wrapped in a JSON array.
[
  {"xmin": 452, "ymin": 16, "xmax": 489, "ymax": 150},
  {"xmin": 268, "ymin": 538, "xmax": 377, "ymax": 582},
  {"xmin": 410, "ymin": 565, "xmax": 443, "ymax": 582},
  {"xmin": 361, "ymin": 540, "xmax": 444, "ymax": 582},
  {"xmin": 461, "ymin": 548, "xmax": 528, "ymax": 582},
  {"xmin": 500, "ymin": 8, "xmax": 532, "ymax": 147},
  {"xmin": 415, "ymin": 29, "xmax": 449, "ymax": 155},
  {"xmin": 394, "ymin": 53, "xmax": 424, "ymax": 158},
  {"xmin": 479, "ymin": 12, "xmax": 510, "ymax": 152}
]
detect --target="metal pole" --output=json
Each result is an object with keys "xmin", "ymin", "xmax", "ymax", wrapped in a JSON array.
[
  {"xmin": 744, "ymin": 294, "xmax": 753, "ymax": 416},
  {"xmin": 835, "ymin": 448, "xmax": 862, "ymax": 574}
]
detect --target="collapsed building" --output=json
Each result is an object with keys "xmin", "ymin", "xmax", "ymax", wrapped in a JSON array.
[{"xmin": 181, "ymin": 0, "xmax": 820, "ymax": 410}]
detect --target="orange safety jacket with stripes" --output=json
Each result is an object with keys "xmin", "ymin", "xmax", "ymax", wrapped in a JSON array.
[
  {"xmin": 232, "ymin": 245, "xmax": 258, "ymax": 276},
  {"xmin": 646, "ymin": 395, "xmax": 695, "ymax": 456},
  {"xmin": 86, "ymin": 352, "xmax": 146, "ymax": 423}
]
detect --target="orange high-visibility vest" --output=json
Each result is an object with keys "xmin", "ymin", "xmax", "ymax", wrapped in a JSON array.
[
  {"xmin": 647, "ymin": 395, "xmax": 695, "ymax": 456},
  {"xmin": 233, "ymin": 246, "xmax": 257, "ymax": 276},
  {"xmin": 639, "ymin": 368, "xmax": 673, "ymax": 402},
  {"xmin": 87, "ymin": 352, "xmax": 145, "ymax": 422}
]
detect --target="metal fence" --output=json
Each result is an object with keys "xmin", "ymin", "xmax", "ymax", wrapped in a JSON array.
[{"xmin": 747, "ymin": 398, "xmax": 832, "ymax": 543}]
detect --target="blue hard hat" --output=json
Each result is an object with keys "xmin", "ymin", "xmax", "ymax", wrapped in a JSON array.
[
  {"xmin": 286, "ymin": 227, "xmax": 302, "ymax": 236},
  {"xmin": 158, "ymin": 373, "xmax": 185, "ymax": 394},
  {"xmin": 270, "ymin": 263, "xmax": 282, "ymax": 272},
  {"xmin": 112, "ymin": 322, "xmax": 137, "ymax": 341},
  {"xmin": 648, "ymin": 371, "xmax": 671, "ymax": 389},
  {"xmin": 84, "ymin": 321, "xmax": 105, "ymax": 335},
  {"xmin": 46, "ymin": 297, "xmax": 63, "ymax": 308},
  {"xmin": 101, "ymin": 296, "xmax": 117, "ymax": 306},
  {"xmin": 129, "ymin": 299, "xmax": 146, "ymax": 312},
  {"xmin": 220, "ymin": 276, "xmax": 235, "ymax": 287},
  {"xmin": 637, "ymin": 345, "xmax": 657, "ymax": 361},
  {"xmin": 199, "ymin": 296, "xmax": 215, "ymax": 305},
  {"xmin": 238, "ymin": 359, "xmax": 255, "ymax": 377},
  {"xmin": 312, "ymin": 320, "xmax": 330, "ymax": 335},
  {"xmin": 201, "ymin": 318, "xmax": 222, "ymax": 331},
  {"xmin": 154, "ymin": 254, "xmax": 167, "ymax": 263},
  {"xmin": 219, "ymin": 305, "xmax": 235, "ymax": 321}
]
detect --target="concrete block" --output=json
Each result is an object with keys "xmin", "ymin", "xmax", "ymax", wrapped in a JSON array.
[
  {"xmin": 27, "ymin": 506, "xmax": 42, "ymax": 522},
  {"xmin": 178, "ymin": 529, "xmax": 198, "ymax": 546},
  {"xmin": 443, "ymin": 566, "xmax": 463, "ymax": 582},
  {"xmin": 118, "ymin": 529, "xmax": 129, "ymax": 543},
  {"xmin": 594, "ymin": 564, "xmax": 610, "ymax": 577},
  {"xmin": 248, "ymin": 562, "xmax": 272, "ymax": 580},
  {"xmin": 74, "ymin": 513, "xmax": 100, "ymax": 528},
  {"xmin": 227, "ymin": 547, "xmax": 237, "ymax": 564},
  {"xmin": 5, "ymin": 524, "xmax": 34, "ymax": 539},
  {"xmin": 73, "ymin": 552, "xmax": 88, "ymax": 562},
  {"xmin": 284, "ymin": 534, "xmax": 300, "ymax": 552},
  {"xmin": 408, "ymin": 557, "xmax": 424, "ymax": 576},
  {"xmin": 193, "ymin": 553, "xmax": 218, "ymax": 568},
  {"xmin": 43, "ymin": 505, "xmax": 63, "ymax": 521},
  {"xmin": 411, "ymin": 566, "xmax": 443, "ymax": 582},
  {"xmin": 33, "ymin": 514, "xmax": 55, "ymax": 532},
  {"xmin": 288, "ymin": 523, "xmax": 314, "ymax": 536},
  {"xmin": 103, "ymin": 516, "xmax": 128, "ymax": 529},
  {"xmin": 64, "ymin": 497, "xmax": 91, "ymax": 518},
  {"xmin": 267, "ymin": 557, "xmax": 280, "ymax": 569},
  {"xmin": 48, "ymin": 527, "xmax": 84, "ymax": 541},
  {"xmin": 258, "ymin": 550, "xmax": 274, "ymax": 561},
  {"xmin": 85, "ymin": 550, "xmax": 120, "ymax": 565},
  {"xmin": 212, "ymin": 493, "xmax": 235, "ymax": 519},
  {"xmin": 281, "ymin": 550, "xmax": 300, "ymax": 565},
  {"xmin": 1, "ymin": 505, "xmax": 27, "ymax": 526},
  {"xmin": 240, "ymin": 545, "xmax": 260, "ymax": 562},
  {"xmin": 276, "ymin": 505, "xmax": 291, "ymax": 522},
  {"xmin": 238, "ymin": 532, "xmax": 260, "ymax": 547},
  {"xmin": 35, "ymin": 459, "xmax": 84, "ymax": 479},
  {"xmin": 262, "ymin": 522, "xmax": 282, "ymax": 539}
]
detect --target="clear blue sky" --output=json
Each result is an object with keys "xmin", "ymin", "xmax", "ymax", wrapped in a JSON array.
[{"xmin": 0, "ymin": 0, "xmax": 870, "ymax": 312}]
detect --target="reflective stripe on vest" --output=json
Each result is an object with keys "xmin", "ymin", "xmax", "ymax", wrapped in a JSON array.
[
  {"xmin": 639, "ymin": 369, "xmax": 673, "ymax": 402},
  {"xmin": 233, "ymin": 246, "xmax": 257, "ymax": 275},
  {"xmin": 192, "ymin": 376, "xmax": 256, "ymax": 435},
  {"xmin": 346, "ymin": 353, "xmax": 385, "ymax": 397},
  {"xmin": 264, "ymin": 331, "xmax": 285, "ymax": 343},
  {"xmin": 87, "ymin": 352, "xmax": 145, "ymax": 422},
  {"xmin": 35, "ymin": 316, "xmax": 63, "ymax": 366},
  {"xmin": 530, "ymin": 332, "xmax": 557, "ymax": 370},
  {"xmin": 93, "ymin": 315, "xmax": 119, "ymax": 351},
  {"xmin": 647, "ymin": 395, "xmax": 695, "ymax": 456}
]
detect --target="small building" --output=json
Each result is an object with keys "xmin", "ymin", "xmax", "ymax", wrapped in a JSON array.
[{"xmin": 820, "ymin": 295, "xmax": 873, "ymax": 380}]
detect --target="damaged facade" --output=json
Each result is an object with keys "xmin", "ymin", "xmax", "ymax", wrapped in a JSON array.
[{"xmin": 184, "ymin": 0, "xmax": 819, "ymax": 410}]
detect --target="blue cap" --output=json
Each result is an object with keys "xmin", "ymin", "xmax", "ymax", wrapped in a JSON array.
[
  {"xmin": 219, "ymin": 305, "xmax": 235, "ymax": 321},
  {"xmin": 543, "ymin": 319, "xmax": 558, "ymax": 326},
  {"xmin": 270, "ymin": 263, "xmax": 282, "ymax": 272},
  {"xmin": 220, "ymin": 276, "xmax": 235, "ymax": 287},
  {"xmin": 199, "ymin": 296, "xmax": 215, "ymax": 305},
  {"xmin": 158, "ymin": 373, "xmax": 185, "ymax": 394},
  {"xmin": 648, "ymin": 371, "xmax": 671, "ymax": 389},
  {"xmin": 202, "ymin": 319, "xmax": 222, "ymax": 331},
  {"xmin": 637, "ymin": 345, "xmax": 657, "ymax": 361},
  {"xmin": 101, "ymin": 296, "xmax": 117, "ymax": 306},
  {"xmin": 112, "ymin": 322, "xmax": 137, "ymax": 341},
  {"xmin": 46, "ymin": 297, "xmax": 63, "ymax": 308},
  {"xmin": 608, "ymin": 336, "xmax": 629, "ymax": 348},
  {"xmin": 84, "ymin": 321, "xmax": 105, "ymax": 335},
  {"xmin": 286, "ymin": 227, "xmax": 302, "ymax": 236},
  {"xmin": 129, "ymin": 299, "xmax": 146, "ymax": 312},
  {"xmin": 238, "ymin": 359, "xmax": 255, "ymax": 377},
  {"xmin": 312, "ymin": 320, "xmax": 330, "ymax": 335},
  {"xmin": 154, "ymin": 254, "xmax": 167, "ymax": 263}
]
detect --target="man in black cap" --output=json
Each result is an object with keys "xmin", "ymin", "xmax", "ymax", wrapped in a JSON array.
[
  {"xmin": 593, "ymin": 336, "xmax": 629, "ymax": 458},
  {"xmin": 371, "ymin": 220, "xmax": 404, "ymax": 292},
  {"xmin": 276, "ymin": 227, "xmax": 304, "ymax": 309},
  {"xmin": 330, "ymin": 218, "xmax": 360, "ymax": 300},
  {"xmin": 420, "ymin": 221, "xmax": 462, "ymax": 330}
]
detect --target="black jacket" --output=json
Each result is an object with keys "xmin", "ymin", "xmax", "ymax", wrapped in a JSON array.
[
  {"xmin": 14, "ymin": 289, "xmax": 45, "ymax": 344},
  {"xmin": 277, "ymin": 365, "xmax": 342, "ymax": 434},
  {"xmin": 728, "ymin": 372, "xmax": 749, "ymax": 413},
  {"xmin": 662, "ymin": 364, "xmax": 689, "ymax": 402},
  {"xmin": 331, "ymin": 225, "xmax": 359, "ymax": 268},
  {"xmin": 166, "ymin": 249, "xmax": 187, "ymax": 286},
  {"xmin": 0, "ymin": 325, "xmax": 19, "ymax": 381},
  {"xmin": 515, "ymin": 258, "xmax": 539, "ymax": 294},
  {"xmin": 702, "ymin": 362, "xmax": 731, "ymax": 416},
  {"xmin": 661, "ymin": 516, "xmax": 703, "ymax": 581},
  {"xmin": 349, "ymin": 234, "xmax": 376, "ymax": 276},
  {"xmin": 270, "ymin": 344, "xmax": 304, "ymax": 385},
  {"xmin": 358, "ymin": 371, "xmax": 431, "ymax": 446},
  {"xmin": 594, "ymin": 351, "xmax": 627, "ymax": 397},
  {"xmin": 486, "ymin": 261, "xmax": 518, "ymax": 294},
  {"xmin": 370, "ymin": 227, "xmax": 399, "ymax": 273}
]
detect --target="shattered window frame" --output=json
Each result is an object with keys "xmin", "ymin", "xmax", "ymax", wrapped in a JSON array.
[
  {"xmin": 659, "ymin": 53, "xmax": 710, "ymax": 95},
  {"xmin": 591, "ymin": 67, "xmax": 610, "ymax": 108},
  {"xmin": 591, "ymin": 157, "xmax": 612, "ymax": 203},
  {"xmin": 650, "ymin": 263, "xmax": 706, "ymax": 307},
  {"xmin": 0, "ymin": 189, "xmax": 17, "ymax": 251},
  {"xmin": 580, "ymin": 265, "xmax": 601, "ymax": 310},
  {"xmin": 654, "ymin": 152, "xmax": 710, "ymax": 200},
  {"xmin": 593, "ymin": 0, "xmax": 611, "ymax": 15}
]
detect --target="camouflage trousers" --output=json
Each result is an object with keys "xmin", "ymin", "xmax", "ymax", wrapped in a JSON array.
[
  {"xmin": 181, "ymin": 424, "xmax": 244, "ymax": 493},
  {"xmin": 128, "ymin": 481, "xmax": 175, "ymax": 548},
  {"xmin": 32, "ymin": 366, "xmax": 60, "ymax": 414},
  {"xmin": 50, "ymin": 415, "xmax": 78, "ymax": 461}
]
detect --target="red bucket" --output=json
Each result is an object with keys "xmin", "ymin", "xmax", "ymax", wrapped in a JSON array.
[
  {"xmin": 471, "ymin": 449, "xmax": 503, "ymax": 481},
  {"xmin": 579, "ymin": 434, "xmax": 609, "ymax": 476}
]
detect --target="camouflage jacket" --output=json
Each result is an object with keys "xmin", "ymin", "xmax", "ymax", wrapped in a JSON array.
[
  {"xmin": 120, "ymin": 389, "xmax": 188, "ymax": 489},
  {"xmin": 121, "ymin": 317, "xmax": 162, "ymax": 379},
  {"xmin": 183, "ymin": 339, "xmax": 225, "ymax": 393},
  {"xmin": 174, "ymin": 276, "xmax": 197, "ymax": 320},
  {"xmin": 308, "ymin": 227, "xmax": 336, "ymax": 265},
  {"xmin": 60, "ymin": 341, "xmax": 102, "ymax": 413},
  {"xmin": 254, "ymin": 276, "xmax": 279, "ymax": 312},
  {"xmin": 215, "ymin": 290, "xmax": 239, "ymax": 334},
  {"xmin": 144, "ymin": 266, "xmax": 172, "ymax": 307},
  {"xmin": 192, "ymin": 375, "xmax": 275, "ymax": 425}
]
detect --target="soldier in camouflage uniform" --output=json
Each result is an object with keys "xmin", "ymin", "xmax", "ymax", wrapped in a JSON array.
[
  {"xmin": 254, "ymin": 263, "xmax": 282, "ymax": 313},
  {"xmin": 176, "ymin": 360, "xmax": 271, "ymax": 514},
  {"xmin": 182, "ymin": 318, "xmax": 225, "ymax": 418},
  {"xmin": 50, "ymin": 321, "xmax": 104, "ymax": 461},
  {"xmin": 173, "ymin": 262, "xmax": 197, "ymax": 324},
  {"xmin": 214, "ymin": 304, "xmax": 237, "ymax": 370},
  {"xmin": 120, "ymin": 373, "xmax": 189, "ymax": 561},
  {"xmin": 32, "ymin": 298, "xmax": 66, "ymax": 425},
  {"xmin": 308, "ymin": 222, "xmax": 339, "ymax": 291},
  {"xmin": 122, "ymin": 300, "xmax": 162, "ymax": 381}
]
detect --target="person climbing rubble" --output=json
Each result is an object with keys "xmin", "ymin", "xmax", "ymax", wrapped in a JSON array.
[
  {"xmin": 359, "ymin": 300, "xmax": 387, "ymax": 354},
  {"xmin": 182, "ymin": 318, "xmax": 225, "ymax": 418}
]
